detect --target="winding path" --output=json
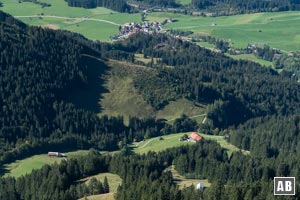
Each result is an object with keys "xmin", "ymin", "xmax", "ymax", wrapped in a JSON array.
[
  {"xmin": 14, "ymin": 15, "xmax": 121, "ymax": 26},
  {"xmin": 167, "ymin": 113, "xmax": 207, "ymax": 122}
]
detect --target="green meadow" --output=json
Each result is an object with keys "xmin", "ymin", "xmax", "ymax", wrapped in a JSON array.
[
  {"xmin": 0, "ymin": 0, "xmax": 141, "ymax": 41},
  {"xmin": 177, "ymin": 0, "xmax": 192, "ymax": 5},
  {"xmin": 133, "ymin": 132, "xmax": 250, "ymax": 156},
  {"xmin": 3, "ymin": 150, "xmax": 89, "ymax": 177},
  {"xmin": 133, "ymin": 132, "xmax": 195, "ymax": 154},
  {"xmin": 199, "ymin": 133, "xmax": 250, "ymax": 156},
  {"xmin": 99, "ymin": 61, "xmax": 207, "ymax": 124},
  {"xmin": 79, "ymin": 172, "xmax": 122, "ymax": 193},
  {"xmin": 148, "ymin": 11, "xmax": 300, "ymax": 52},
  {"xmin": 226, "ymin": 53, "xmax": 274, "ymax": 67},
  {"xmin": 2, "ymin": 0, "xmax": 300, "ymax": 50},
  {"xmin": 166, "ymin": 165, "xmax": 211, "ymax": 189}
]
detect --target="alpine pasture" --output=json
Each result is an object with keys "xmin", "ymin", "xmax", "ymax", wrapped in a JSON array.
[
  {"xmin": 147, "ymin": 11, "xmax": 300, "ymax": 52},
  {"xmin": 0, "ymin": 0, "xmax": 141, "ymax": 41}
]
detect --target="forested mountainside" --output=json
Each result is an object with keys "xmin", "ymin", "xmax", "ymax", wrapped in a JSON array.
[
  {"xmin": 2, "ymin": 10, "xmax": 300, "ymax": 200},
  {"xmin": 2, "ymin": 138, "xmax": 300, "ymax": 199},
  {"xmin": 119, "ymin": 33, "xmax": 300, "ymax": 128},
  {"xmin": 0, "ymin": 11, "xmax": 166, "ymax": 165}
]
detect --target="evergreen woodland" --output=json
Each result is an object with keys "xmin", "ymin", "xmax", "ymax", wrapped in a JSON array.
[{"xmin": 1, "ymin": 10, "xmax": 300, "ymax": 199}]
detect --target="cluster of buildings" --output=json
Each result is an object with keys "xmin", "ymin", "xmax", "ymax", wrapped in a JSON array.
[
  {"xmin": 48, "ymin": 152, "xmax": 66, "ymax": 157},
  {"xmin": 110, "ymin": 18, "xmax": 178, "ymax": 41}
]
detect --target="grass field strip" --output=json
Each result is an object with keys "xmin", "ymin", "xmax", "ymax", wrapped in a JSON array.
[{"xmin": 15, "ymin": 15, "xmax": 121, "ymax": 26}]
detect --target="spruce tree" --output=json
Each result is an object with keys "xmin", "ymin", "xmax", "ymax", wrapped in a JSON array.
[{"xmin": 103, "ymin": 176, "xmax": 110, "ymax": 193}]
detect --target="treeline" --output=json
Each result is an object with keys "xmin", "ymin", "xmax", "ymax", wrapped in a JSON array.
[
  {"xmin": 134, "ymin": 0, "xmax": 179, "ymax": 7},
  {"xmin": 21, "ymin": 0, "xmax": 51, "ymax": 8},
  {"xmin": 65, "ymin": 0, "xmax": 135, "ymax": 13},
  {"xmin": 191, "ymin": 0, "xmax": 300, "ymax": 15},
  {"xmin": 0, "ymin": 10, "xmax": 27, "ymax": 29}
]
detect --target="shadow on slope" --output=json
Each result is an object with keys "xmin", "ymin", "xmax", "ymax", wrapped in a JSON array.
[{"xmin": 62, "ymin": 54, "xmax": 109, "ymax": 113}]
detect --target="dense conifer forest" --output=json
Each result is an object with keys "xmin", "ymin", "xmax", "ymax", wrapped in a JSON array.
[
  {"xmin": 1, "ymin": 10, "xmax": 300, "ymax": 199},
  {"xmin": 65, "ymin": 0, "xmax": 134, "ymax": 12}
]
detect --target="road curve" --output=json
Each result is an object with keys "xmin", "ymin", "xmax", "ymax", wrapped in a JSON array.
[{"xmin": 14, "ymin": 15, "xmax": 121, "ymax": 26}]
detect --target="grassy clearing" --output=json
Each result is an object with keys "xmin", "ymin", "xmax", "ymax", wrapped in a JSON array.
[
  {"xmin": 196, "ymin": 41, "xmax": 216, "ymax": 49},
  {"xmin": 65, "ymin": 20, "xmax": 118, "ymax": 41},
  {"xmin": 80, "ymin": 172, "xmax": 122, "ymax": 193},
  {"xmin": 177, "ymin": 0, "xmax": 192, "ymax": 5},
  {"xmin": 166, "ymin": 165, "xmax": 211, "ymax": 189},
  {"xmin": 0, "ymin": 0, "xmax": 141, "ymax": 42},
  {"xmin": 98, "ymin": 61, "xmax": 155, "ymax": 124},
  {"xmin": 158, "ymin": 98, "xmax": 206, "ymax": 121},
  {"xmin": 134, "ymin": 53, "xmax": 161, "ymax": 64},
  {"xmin": 148, "ymin": 11, "xmax": 300, "ymax": 51},
  {"xmin": 133, "ymin": 132, "xmax": 195, "ymax": 154},
  {"xmin": 79, "ymin": 172, "xmax": 122, "ymax": 200},
  {"xmin": 199, "ymin": 133, "xmax": 250, "ymax": 156},
  {"xmin": 226, "ymin": 53, "xmax": 274, "ymax": 68},
  {"xmin": 79, "ymin": 193, "xmax": 115, "ymax": 200},
  {"xmin": 99, "ymin": 61, "xmax": 207, "ymax": 124},
  {"xmin": 3, "ymin": 150, "xmax": 89, "ymax": 177},
  {"xmin": 133, "ymin": 131, "xmax": 249, "ymax": 156}
]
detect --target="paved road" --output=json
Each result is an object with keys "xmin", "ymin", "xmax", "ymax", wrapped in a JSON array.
[{"xmin": 15, "ymin": 15, "xmax": 121, "ymax": 26}]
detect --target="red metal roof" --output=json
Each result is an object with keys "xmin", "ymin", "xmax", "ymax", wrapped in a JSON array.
[{"xmin": 189, "ymin": 132, "xmax": 202, "ymax": 141}]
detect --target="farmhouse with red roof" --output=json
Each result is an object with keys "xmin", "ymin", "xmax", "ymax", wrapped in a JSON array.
[{"xmin": 189, "ymin": 132, "xmax": 202, "ymax": 142}]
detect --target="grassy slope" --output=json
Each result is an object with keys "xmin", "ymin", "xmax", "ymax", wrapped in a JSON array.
[
  {"xmin": 165, "ymin": 165, "xmax": 211, "ymax": 189},
  {"xmin": 133, "ymin": 132, "xmax": 195, "ymax": 154},
  {"xmin": 79, "ymin": 172, "xmax": 122, "ymax": 200},
  {"xmin": 196, "ymin": 41, "xmax": 216, "ymax": 49},
  {"xmin": 199, "ymin": 133, "xmax": 250, "ymax": 157},
  {"xmin": 80, "ymin": 193, "xmax": 114, "ymax": 200},
  {"xmin": 147, "ymin": 11, "xmax": 300, "ymax": 52},
  {"xmin": 133, "ymin": 132, "xmax": 250, "ymax": 156},
  {"xmin": 80, "ymin": 172, "xmax": 122, "ymax": 193},
  {"xmin": 158, "ymin": 99, "xmax": 206, "ymax": 121},
  {"xmin": 226, "ymin": 53, "xmax": 274, "ymax": 68},
  {"xmin": 3, "ymin": 150, "xmax": 89, "ymax": 177},
  {"xmin": 0, "ymin": 0, "xmax": 141, "ymax": 42},
  {"xmin": 99, "ymin": 60, "xmax": 207, "ymax": 123},
  {"xmin": 177, "ymin": 0, "xmax": 192, "ymax": 5},
  {"xmin": 98, "ymin": 61, "xmax": 155, "ymax": 124}
]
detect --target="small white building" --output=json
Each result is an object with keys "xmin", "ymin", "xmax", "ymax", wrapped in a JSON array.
[
  {"xmin": 196, "ymin": 183, "xmax": 205, "ymax": 190},
  {"xmin": 48, "ymin": 152, "xmax": 66, "ymax": 157}
]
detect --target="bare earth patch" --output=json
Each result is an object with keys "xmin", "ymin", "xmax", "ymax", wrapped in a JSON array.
[
  {"xmin": 41, "ymin": 24, "xmax": 60, "ymax": 30},
  {"xmin": 79, "ymin": 193, "xmax": 115, "ymax": 200}
]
